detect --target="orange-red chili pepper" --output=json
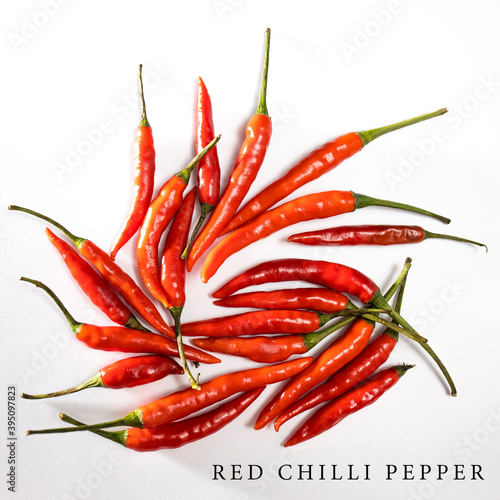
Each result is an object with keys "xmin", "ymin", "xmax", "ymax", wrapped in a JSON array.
[
  {"xmin": 283, "ymin": 364, "xmax": 414, "ymax": 447},
  {"xmin": 201, "ymin": 190, "xmax": 450, "ymax": 282},
  {"xmin": 21, "ymin": 277, "xmax": 220, "ymax": 365},
  {"xmin": 221, "ymin": 108, "xmax": 447, "ymax": 235},
  {"xmin": 21, "ymin": 355, "xmax": 183, "ymax": 399},
  {"xmin": 186, "ymin": 28, "xmax": 272, "ymax": 272},
  {"xmin": 110, "ymin": 65, "xmax": 156, "ymax": 260}
]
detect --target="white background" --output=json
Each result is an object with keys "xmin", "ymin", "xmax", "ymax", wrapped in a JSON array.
[{"xmin": 1, "ymin": 1, "xmax": 500, "ymax": 499}]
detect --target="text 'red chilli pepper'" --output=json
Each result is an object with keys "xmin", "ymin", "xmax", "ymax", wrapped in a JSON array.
[
  {"xmin": 21, "ymin": 355, "xmax": 183, "ymax": 399},
  {"xmin": 26, "ymin": 357, "xmax": 313, "ymax": 435},
  {"xmin": 8, "ymin": 205, "xmax": 174, "ymax": 337},
  {"xmin": 110, "ymin": 65, "xmax": 156, "ymax": 260},
  {"xmin": 201, "ymin": 190, "xmax": 450, "ymax": 282},
  {"xmin": 186, "ymin": 28, "xmax": 272, "ymax": 272},
  {"xmin": 21, "ymin": 278, "xmax": 220, "ymax": 365},
  {"xmin": 160, "ymin": 188, "xmax": 200, "ymax": 389},
  {"xmin": 221, "ymin": 108, "xmax": 447, "ymax": 235},
  {"xmin": 137, "ymin": 135, "xmax": 220, "ymax": 308},
  {"xmin": 58, "ymin": 388, "xmax": 265, "ymax": 451},
  {"xmin": 283, "ymin": 364, "xmax": 414, "ymax": 447}
]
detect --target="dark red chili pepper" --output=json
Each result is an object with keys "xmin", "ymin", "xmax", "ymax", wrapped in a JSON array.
[
  {"xmin": 110, "ymin": 65, "xmax": 156, "ymax": 260},
  {"xmin": 137, "ymin": 136, "xmax": 220, "ymax": 308},
  {"xmin": 283, "ymin": 364, "xmax": 414, "ymax": 447},
  {"xmin": 186, "ymin": 28, "xmax": 272, "ymax": 272},
  {"xmin": 221, "ymin": 108, "xmax": 447, "ymax": 235},
  {"xmin": 288, "ymin": 224, "xmax": 487, "ymax": 249},
  {"xmin": 8, "ymin": 205, "xmax": 174, "ymax": 337},
  {"xmin": 26, "ymin": 357, "xmax": 314, "ymax": 435},
  {"xmin": 20, "ymin": 355, "xmax": 183, "ymax": 399},
  {"xmin": 21, "ymin": 277, "xmax": 220, "ymax": 365},
  {"xmin": 201, "ymin": 190, "xmax": 450, "ymax": 282},
  {"xmin": 58, "ymin": 387, "xmax": 266, "ymax": 451}
]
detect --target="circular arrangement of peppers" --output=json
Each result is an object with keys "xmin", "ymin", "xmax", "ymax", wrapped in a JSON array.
[{"xmin": 12, "ymin": 28, "xmax": 487, "ymax": 451}]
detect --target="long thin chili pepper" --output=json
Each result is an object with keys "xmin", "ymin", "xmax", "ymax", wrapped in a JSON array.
[
  {"xmin": 283, "ymin": 364, "xmax": 414, "ymax": 447},
  {"xmin": 201, "ymin": 190, "xmax": 450, "ymax": 282},
  {"xmin": 21, "ymin": 277, "xmax": 220, "ymax": 365},
  {"xmin": 186, "ymin": 28, "xmax": 272, "ymax": 272},
  {"xmin": 110, "ymin": 64, "xmax": 156, "ymax": 259},
  {"xmin": 21, "ymin": 355, "xmax": 183, "ymax": 399},
  {"xmin": 26, "ymin": 357, "xmax": 313, "ymax": 435},
  {"xmin": 137, "ymin": 135, "xmax": 220, "ymax": 308},
  {"xmin": 181, "ymin": 77, "xmax": 221, "ymax": 259},
  {"xmin": 160, "ymin": 188, "xmax": 200, "ymax": 389},
  {"xmin": 58, "ymin": 387, "xmax": 265, "ymax": 451},
  {"xmin": 288, "ymin": 224, "xmax": 487, "ymax": 250},
  {"xmin": 8, "ymin": 205, "xmax": 174, "ymax": 338},
  {"xmin": 221, "ymin": 108, "xmax": 447, "ymax": 235}
]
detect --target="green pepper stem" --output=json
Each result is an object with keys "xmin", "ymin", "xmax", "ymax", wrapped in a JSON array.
[
  {"xmin": 138, "ymin": 64, "xmax": 150, "ymax": 128},
  {"xmin": 177, "ymin": 135, "xmax": 221, "ymax": 184},
  {"xmin": 424, "ymin": 230, "xmax": 487, "ymax": 252},
  {"xmin": 394, "ymin": 364, "xmax": 415, "ymax": 378},
  {"xmin": 419, "ymin": 342, "xmax": 457, "ymax": 397},
  {"xmin": 181, "ymin": 203, "xmax": 214, "ymax": 260},
  {"xmin": 317, "ymin": 308, "xmax": 391, "ymax": 327},
  {"xmin": 256, "ymin": 28, "xmax": 271, "ymax": 116},
  {"xmin": 21, "ymin": 373, "xmax": 104, "ymax": 399},
  {"xmin": 59, "ymin": 413, "xmax": 128, "ymax": 446}
]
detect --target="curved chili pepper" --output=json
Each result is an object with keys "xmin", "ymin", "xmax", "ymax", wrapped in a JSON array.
[
  {"xmin": 221, "ymin": 108, "xmax": 447, "ymax": 235},
  {"xmin": 283, "ymin": 364, "xmax": 414, "ymax": 447},
  {"xmin": 26, "ymin": 357, "xmax": 313, "ymax": 435},
  {"xmin": 110, "ymin": 65, "xmax": 156, "ymax": 260},
  {"xmin": 186, "ymin": 28, "xmax": 272, "ymax": 272},
  {"xmin": 20, "ymin": 277, "xmax": 220, "ymax": 365},
  {"xmin": 201, "ymin": 190, "xmax": 450, "ymax": 282},
  {"xmin": 137, "ymin": 136, "xmax": 220, "ymax": 308},
  {"xmin": 21, "ymin": 355, "xmax": 183, "ymax": 399},
  {"xmin": 160, "ymin": 188, "xmax": 200, "ymax": 389},
  {"xmin": 8, "ymin": 205, "xmax": 174, "ymax": 337},
  {"xmin": 58, "ymin": 388, "xmax": 265, "ymax": 451},
  {"xmin": 288, "ymin": 224, "xmax": 487, "ymax": 249}
]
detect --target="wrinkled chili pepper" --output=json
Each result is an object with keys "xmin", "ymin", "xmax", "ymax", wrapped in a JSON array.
[
  {"xmin": 137, "ymin": 136, "xmax": 220, "ymax": 308},
  {"xmin": 160, "ymin": 188, "xmax": 200, "ymax": 389},
  {"xmin": 283, "ymin": 364, "xmax": 414, "ymax": 447},
  {"xmin": 221, "ymin": 108, "xmax": 447, "ymax": 235},
  {"xmin": 110, "ymin": 65, "xmax": 156, "ymax": 260},
  {"xmin": 26, "ymin": 357, "xmax": 313, "ymax": 434},
  {"xmin": 21, "ymin": 355, "xmax": 183, "ymax": 399},
  {"xmin": 201, "ymin": 190, "xmax": 450, "ymax": 282},
  {"xmin": 21, "ymin": 277, "xmax": 220, "ymax": 365},
  {"xmin": 186, "ymin": 28, "xmax": 272, "ymax": 272},
  {"xmin": 58, "ymin": 387, "xmax": 265, "ymax": 451},
  {"xmin": 288, "ymin": 224, "xmax": 487, "ymax": 249},
  {"xmin": 8, "ymin": 205, "xmax": 174, "ymax": 337}
]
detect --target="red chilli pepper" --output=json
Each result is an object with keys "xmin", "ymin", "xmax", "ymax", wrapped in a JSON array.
[
  {"xmin": 8, "ymin": 205, "xmax": 174, "ymax": 337},
  {"xmin": 221, "ymin": 108, "xmax": 447, "ymax": 235},
  {"xmin": 20, "ymin": 355, "xmax": 183, "ymax": 399},
  {"xmin": 110, "ymin": 65, "xmax": 156, "ymax": 260},
  {"xmin": 186, "ymin": 28, "xmax": 272, "ymax": 272},
  {"xmin": 21, "ymin": 278, "xmax": 220, "ymax": 365},
  {"xmin": 283, "ymin": 365, "xmax": 414, "ymax": 447},
  {"xmin": 58, "ymin": 387, "xmax": 266, "ymax": 451},
  {"xmin": 201, "ymin": 190, "xmax": 450, "ymax": 282}
]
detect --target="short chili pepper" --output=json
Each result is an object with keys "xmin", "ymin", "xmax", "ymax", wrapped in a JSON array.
[
  {"xmin": 20, "ymin": 355, "xmax": 183, "ymax": 399},
  {"xmin": 8, "ymin": 205, "xmax": 174, "ymax": 337},
  {"xmin": 288, "ymin": 224, "xmax": 487, "ymax": 249},
  {"xmin": 21, "ymin": 277, "xmax": 220, "ymax": 365},
  {"xmin": 160, "ymin": 188, "xmax": 200, "ymax": 389},
  {"xmin": 137, "ymin": 135, "xmax": 220, "ymax": 308},
  {"xmin": 201, "ymin": 190, "xmax": 450, "ymax": 282},
  {"xmin": 221, "ymin": 108, "xmax": 447, "ymax": 235},
  {"xmin": 110, "ymin": 64, "xmax": 156, "ymax": 260},
  {"xmin": 57, "ymin": 387, "xmax": 265, "ymax": 451},
  {"xmin": 283, "ymin": 364, "xmax": 414, "ymax": 447},
  {"xmin": 186, "ymin": 28, "xmax": 272, "ymax": 272},
  {"xmin": 182, "ymin": 77, "xmax": 221, "ymax": 259},
  {"xmin": 26, "ymin": 357, "xmax": 313, "ymax": 435}
]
